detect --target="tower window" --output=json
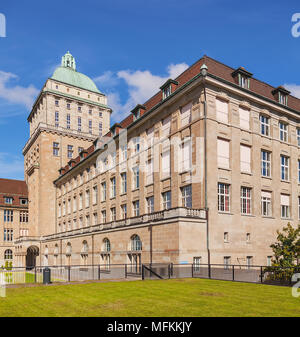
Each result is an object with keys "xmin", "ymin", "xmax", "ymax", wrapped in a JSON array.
[
  {"xmin": 55, "ymin": 112, "xmax": 59, "ymax": 127},
  {"xmin": 78, "ymin": 117, "xmax": 82, "ymax": 132},
  {"xmin": 53, "ymin": 142, "xmax": 59, "ymax": 156},
  {"xmin": 67, "ymin": 114, "xmax": 70, "ymax": 129},
  {"xmin": 67, "ymin": 145, "xmax": 73, "ymax": 158},
  {"xmin": 89, "ymin": 120, "xmax": 92, "ymax": 134}
]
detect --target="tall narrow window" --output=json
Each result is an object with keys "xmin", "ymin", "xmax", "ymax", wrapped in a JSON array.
[
  {"xmin": 161, "ymin": 150, "xmax": 170, "ymax": 179},
  {"xmin": 111, "ymin": 207, "xmax": 116, "ymax": 222},
  {"xmin": 217, "ymin": 139, "xmax": 230, "ymax": 169},
  {"xmin": 297, "ymin": 129, "xmax": 300, "ymax": 147},
  {"xmin": 67, "ymin": 145, "xmax": 73, "ymax": 158},
  {"xmin": 241, "ymin": 187, "xmax": 251, "ymax": 215},
  {"xmin": 101, "ymin": 182, "xmax": 106, "ymax": 201},
  {"xmin": 216, "ymin": 99, "xmax": 228, "ymax": 124},
  {"xmin": 99, "ymin": 123, "xmax": 102, "ymax": 136},
  {"xmin": 146, "ymin": 158, "xmax": 154, "ymax": 185},
  {"xmin": 180, "ymin": 139, "xmax": 192, "ymax": 172},
  {"xmin": 181, "ymin": 185, "xmax": 192, "ymax": 208},
  {"xmin": 239, "ymin": 107, "xmax": 250, "ymax": 130},
  {"xmin": 161, "ymin": 116, "xmax": 171, "ymax": 137},
  {"xmin": 147, "ymin": 196, "xmax": 154, "ymax": 213},
  {"xmin": 132, "ymin": 166, "xmax": 140, "ymax": 189},
  {"xmin": 55, "ymin": 111, "xmax": 59, "ymax": 127},
  {"xmin": 260, "ymin": 115, "xmax": 270, "ymax": 136},
  {"xmin": 281, "ymin": 194, "xmax": 290, "ymax": 218},
  {"xmin": 280, "ymin": 155, "xmax": 289, "ymax": 181},
  {"xmin": 181, "ymin": 102, "xmax": 192, "ymax": 127},
  {"xmin": 279, "ymin": 122, "xmax": 288, "ymax": 142},
  {"xmin": 121, "ymin": 204, "xmax": 127, "ymax": 219},
  {"xmin": 224, "ymin": 256, "xmax": 231, "ymax": 270},
  {"xmin": 133, "ymin": 200, "xmax": 140, "ymax": 217},
  {"xmin": 162, "ymin": 191, "xmax": 171, "ymax": 210},
  {"xmin": 110, "ymin": 177, "xmax": 116, "ymax": 198},
  {"xmin": 218, "ymin": 183, "xmax": 230, "ymax": 212},
  {"xmin": 261, "ymin": 191, "xmax": 272, "ymax": 216},
  {"xmin": 102, "ymin": 210, "xmax": 106, "ymax": 223},
  {"xmin": 121, "ymin": 173, "xmax": 127, "ymax": 194},
  {"xmin": 120, "ymin": 145, "xmax": 127, "ymax": 161},
  {"xmin": 240, "ymin": 145, "xmax": 251, "ymax": 173},
  {"xmin": 261, "ymin": 150, "xmax": 271, "ymax": 177},
  {"xmin": 93, "ymin": 186, "xmax": 98, "ymax": 205},
  {"xmin": 66, "ymin": 113, "xmax": 70, "ymax": 129},
  {"xmin": 53, "ymin": 142, "xmax": 59, "ymax": 156},
  {"xmin": 78, "ymin": 117, "xmax": 82, "ymax": 132},
  {"xmin": 89, "ymin": 120, "xmax": 92, "ymax": 134}
]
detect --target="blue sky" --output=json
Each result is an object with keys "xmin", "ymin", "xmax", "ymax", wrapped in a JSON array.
[{"xmin": 0, "ymin": 0, "xmax": 299, "ymax": 180}]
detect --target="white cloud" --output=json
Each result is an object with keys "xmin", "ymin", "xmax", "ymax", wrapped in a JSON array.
[
  {"xmin": 98, "ymin": 62, "xmax": 189, "ymax": 122},
  {"xmin": 284, "ymin": 84, "xmax": 300, "ymax": 99},
  {"xmin": 0, "ymin": 71, "xmax": 39, "ymax": 110},
  {"xmin": 0, "ymin": 153, "xmax": 24, "ymax": 180}
]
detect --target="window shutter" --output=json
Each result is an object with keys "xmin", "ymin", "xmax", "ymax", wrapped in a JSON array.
[
  {"xmin": 181, "ymin": 102, "xmax": 192, "ymax": 127},
  {"xmin": 240, "ymin": 145, "xmax": 251, "ymax": 173},
  {"xmin": 239, "ymin": 107, "xmax": 250, "ymax": 130},
  {"xmin": 217, "ymin": 139, "xmax": 230, "ymax": 168},
  {"xmin": 216, "ymin": 99, "xmax": 228, "ymax": 123},
  {"xmin": 281, "ymin": 194, "xmax": 290, "ymax": 206}
]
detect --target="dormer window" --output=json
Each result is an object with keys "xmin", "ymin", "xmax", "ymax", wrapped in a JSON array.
[
  {"xmin": 160, "ymin": 79, "xmax": 178, "ymax": 100},
  {"xmin": 163, "ymin": 85, "xmax": 172, "ymax": 99},
  {"xmin": 232, "ymin": 67, "xmax": 253, "ymax": 90},
  {"xmin": 272, "ymin": 86, "xmax": 290, "ymax": 107},
  {"xmin": 4, "ymin": 197, "xmax": 13, "ymax": 205},
  {"xmin": 131, "ymin": 105, "xmax": 146, "ymax": 121},
  {"xmin": 279, "ymin": 92, "xmax": 288, "ymax": 106},
  {"xmin": 20, "ymin": 198, "xmax": 28, "ymax": 205}
]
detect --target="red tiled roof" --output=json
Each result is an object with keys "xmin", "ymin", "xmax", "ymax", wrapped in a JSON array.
[
  {"xmin": 58, "ymin": 55, "xmax": 300, "ymax": 177},
  {"xmin": 0, "ymin": 178, "xmax": 28, "ymax": 207}
]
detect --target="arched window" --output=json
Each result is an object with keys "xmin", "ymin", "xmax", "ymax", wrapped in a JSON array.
[
  {"xmin": 131, "ymin": 235, "xmax": 142, "ymax": 251},
  {"xmin": 102, "ymin": 238, "xmax": 111, "ymax": 252},
  {"xmin": 66, "ymin": 242, "xmax": 72, "ymax": 256},
  {"xmin": 54, "ymin": 244, "xmax": 59, "ymax": 255},
  {"xmin": 4, "ymin": 249, "xmax": 13, "ymax": 260}
]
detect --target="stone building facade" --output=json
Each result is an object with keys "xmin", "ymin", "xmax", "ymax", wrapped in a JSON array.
[{"xmin": 11, "ymin": 52, "xmax": 300, "ymax": 269}]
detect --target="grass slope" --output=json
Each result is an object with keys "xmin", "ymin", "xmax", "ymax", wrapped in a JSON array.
[{"xmin": 0, "ymin": 278, "xmax": 299, "ymax": 317}]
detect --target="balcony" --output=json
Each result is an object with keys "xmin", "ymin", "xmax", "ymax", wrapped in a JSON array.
[{"xmin": 43, "ymin": 207, "xmax": 206, "ymax": 241}]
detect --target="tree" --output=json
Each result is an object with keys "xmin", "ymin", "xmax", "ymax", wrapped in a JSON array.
[{"xmin": 270, "ymin": 223, "xmax": 300, "ymax": 268}]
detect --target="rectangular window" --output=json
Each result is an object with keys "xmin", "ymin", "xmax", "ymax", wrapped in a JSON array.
[
  {"xmin": 281, "ymin": 194, "xmax": 290, "ymax": 218},
  {"xmin": 279, "ymin": 122, "xmax": 288, "ymax": 142},
  {"xmin": 121, "ymin": 204, "xmax": 127, "ymax": 219},
  {"xmin": 101, "ymin": 182, "xmax": 106, "ymax": 201},
  {"xmin": 99, "ymin": 122, "xmax": 102, "ymax": 136},
  {"xmin": 4, "ymin": 197, "xmax": 13, "ymax": 204},
  {"xmin": 279, "ymin": 92, "xmax": 288, "ymax": 106},
  {"xmin": 55, "ymin": 100, "xmax": 59, "ymax": 107},
  {"xmin": 224, "ymin": 232, "xmax": 229, "ymax": 243},
  {"xmin": 161, "ymin": 150, "xmax": 170, "ymax": 179},
  {"xmin": 93, "ymin": 186, "xmax": 98, "ymax": 205},
  {"xmin": 162, "ymin": 116, "xmax": 171, "ymax": 137},
  {"xmin": 180, "ymin": 139, "xmax": 191, "ymax": 173},
  {"xmin": 121, "ymin": 173, "xmax": 127, "ymax": 194},
  {"xmin": 261, "ymin": 150, "xmax": 271, "ymax": 177},
  {"xmin": 78, "ymin": 117, "xmax": 82, "ymax": 132},
  {"xmin": 120, "ymin": 145, "xmax": 127, "ymax": 161},
  {"xmin": 218, "ymin": 183, "xmax": 230, "ymax": 212},
  {"xmin": 217, "ymin": 139, "xmax": 230, "ymax": 169},
  {"xmin": 146, "ymin": 127, "xmax": 154, "ymax": 148},
  {"xmin": 261, "ymin": 191, "xmax": 272, "ymax": 217},
  {"xmin": 239, "ymin": 107, "xmax": 250, "ymax": 130},
  {"xmin": 4, "ymin": 229, "xmax": 13, "ymax": 242},
  {"xmin": 147, "ymin": 196, "xmax": 154, "ymax": 213},
  {"xmin": 238, "ymin": 75, "xmax": 249, "ymax": 89},
  {"xmin": 133, "ymin": 200, "xmax": 140, "ymax": 217},
  {"xmin": 111, "ymin": 207, "xmax": 116, "ymax": 222},
  {"xmin": 93, "ymin": 213, "xmax": 97, "ymax": 226},
  {"xmin": 85, "ymin": 190, "xmax": 90, "ymax": 208},
  {"xmin": 20, "ymin": 211, "xmax": 29, "ymax": 222},
  {"xmin": 163, "ymin": 85, "xmax": 171, "ymax": 99},
  {"xmin": 162, "ymin": 191, "xmax": 171, "ymax": 210},
  {"xmin": 132, "ymin": 166, "xmax": 140, "ymax": 190},
  {"xmin": 53, "ymin": 142, "xmax": 59, "ymax": 156},
  {"xmin": 110, "ymin": 177, "xmax": 116, "ymax": 198},
  {"xmin": 181, "ymin": 102, "xmax": 192, "ymax": 127},
  {"xmin": 67, "ymin": 103, "xmax": 71, "ymax": 110},
  {"xmin": 193, "ymin": 257, "xmax": 202, "ymax": 272},
  {"xmin": 102, "ymin": 210, "xmax": 106, "ymax": 223},
  {"xmin": 216, "ymin": 99, "xmax": 228, "ymax": 124},
  {"xmin": 55, "ymin": 111, "xmax": 59, "ymax": 127},
  {"xmin": 67, "ymin": 145, "xmax": 73, "ymax": 158},
  {"xmin": 298, "ymin": 160, "xmax": 300, "ymax": 183},
  {"xmin": 224, "ymin": 256, "xmax": 231, "ymax": 270},
  {"xmin": 246, "ymin": 256, "xmax": 253, "ymax": 269},
  {"xmin": 240, "ymin": 145, "xmax": 251, "ymax": 173},
  {"xmin": 146, "ymin": 158, "xmax": 154, "ymax": 185},
  {"xmin": 66, "ymin": 113, "xmax": 70, "ymax": 129},
  {"xmin": 280, "ymin": 155, "xmax": 289, "ymax": 181},
  {"xmin": 73, "ymin": 196, "xmax": 77, "ymax": 212},
  {"xmin": 132, "ymin": 137, "xmax": 140, "ymax": 154},
  {"xmin": 4, "ymin": 210, "xmax": 13, "ymax": 222},
  {"xmin": 78, "ymin": 105, "xmax": 82, "ymax": 112},
  {"xmin": 89, "ymin": 120, "xmax": 92, "ymax": 134},
  {"xmin": 79, "ymin": 194, "xmax": 83, "ymax": 210},
  {"xmin": 260, "ymin": 115, "xmax": 270, "ymax": 136},
  {"xmin": 297, "ymin": 129, "xmax": 300, "ymax": 147},
  {"xmin": 241, "ymin": 187, "xmax": 251, "ymax": 215},
  {"xmin": 267, "ymin": 256, "xmax": 272, "ymax": 267},
  {"xmin": 181, "ymin": 185, "xmax": 192, "ymax": 208}
]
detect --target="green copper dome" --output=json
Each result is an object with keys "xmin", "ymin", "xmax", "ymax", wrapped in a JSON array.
[{"xmin": 51, "ymin": 52, "xmax": 101, "ymax": 94}]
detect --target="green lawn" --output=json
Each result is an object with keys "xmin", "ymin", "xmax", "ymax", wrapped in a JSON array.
[{"xmin": 0, "ymin": 278, "xmax": 299, "ymax": 317}]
